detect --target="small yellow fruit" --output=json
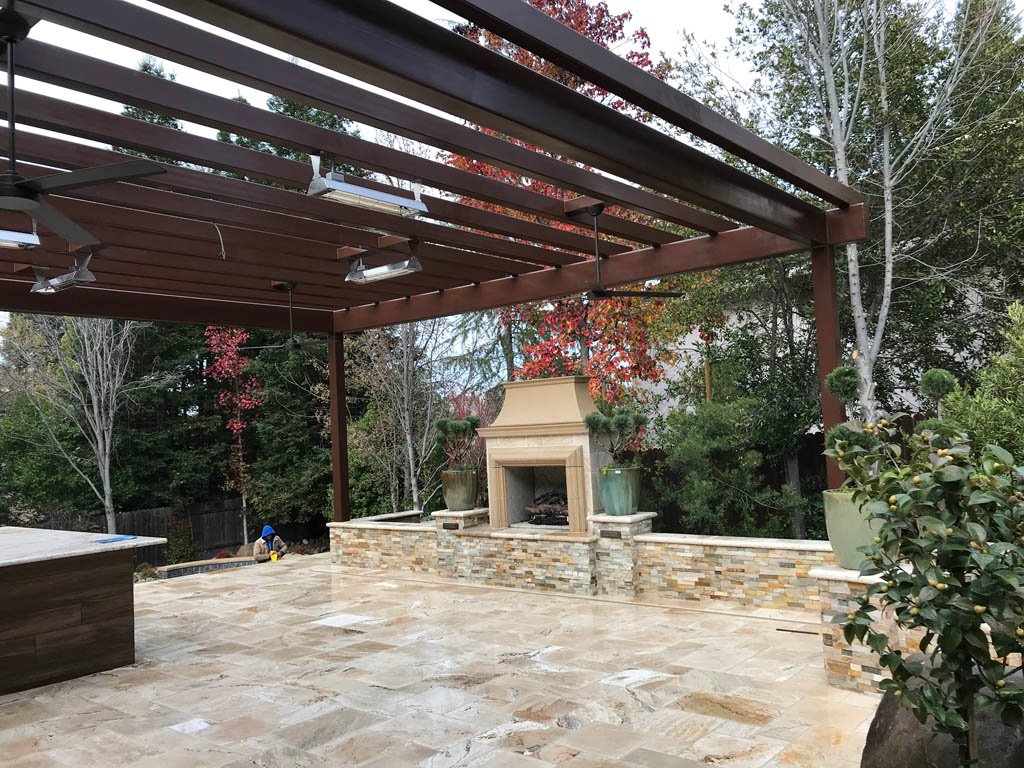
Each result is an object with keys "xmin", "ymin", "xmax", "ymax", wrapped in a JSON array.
[
  {"xmin": 874, "ymin": 536, "xmax": 883, "ymax": 544},
  {"xmin": 970, "ymin": 541, "xmax": 980, "ymax": 549},
  {"xmin": 879, "ymin": 584, "xmax": 889, "ymax": 593},
  {"xmin": 909, "ymin": 607, "xmax": 920, "ymax": 615},
  {"xmin": 880, "ymin": 419, "xmax": 889, "ymax": 426},
  {"xmin": 867, "ymin": 422, "xmax": 876, "ymax": 430},
  {"xmin": 997, "ymin": 679, "xmax": 1007, "ymax": 688},
  {"xmin": 928, "ymin": 578, "xmax": 938, "ymax": 586},
  {"xmin": 938, "ymin": 449, "xmax": 949, "ymax": 457},
  {"xmin": 947, "ymin": 527, "xmax": 955, "ymax": 535},
  {"xmin": 847, "ymin": 612, "xmax": 856, "ymax": 620},
  {"xmin": 937, "ymin": 583, "xmax": 948, "ymax": 591},
  {"xmin": 889, "ymin": 505, "xmax": 898, "ymax": 512},
  {"xmin": 888, "ymin": 495, "xmax": 898, "ymax": 504},
  {"xmin": 1016, "ymin": 628, "xmax": 1024, "ymax": 638},
  {"xmin": 913, "ymin": 476, "xmax": 923, "ymax": 486},
  {"xmin": 894, "ymin": 690, "xmax": 903, "ymax": 697},
  {"xmin": 974, "ymin": 605, "xmax": 988, "ymax": 614}
]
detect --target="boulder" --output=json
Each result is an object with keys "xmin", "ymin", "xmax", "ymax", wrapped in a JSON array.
[
  {"xmin": 235, "ymin": 542, "xmax": 253, "ymax": 558},
  {"xmin": 861, "ymin": 667, "xmax": 1024, "ymax": 768}
]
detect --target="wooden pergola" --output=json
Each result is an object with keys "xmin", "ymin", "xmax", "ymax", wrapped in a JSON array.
[{"xmin": 1, "ymin": 0, "xmax": 863, "ymax": 519}]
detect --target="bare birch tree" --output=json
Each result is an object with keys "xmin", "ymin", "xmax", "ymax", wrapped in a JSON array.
[
  {"xmin": 348, "ymin": 320, "xmax": 450, "ymax": 512},
  {"xmin": 0, "ymin": 315, "xmax": 149, "ymax": 533},
  {"xmin": 773, "ymin": 0, "xmax": 1013, "ymax": 419}
]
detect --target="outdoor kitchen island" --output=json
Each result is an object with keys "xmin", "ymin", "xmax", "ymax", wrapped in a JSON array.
[{"xmin": 0, "ymin": 526, "xmax": 166, "ymax": 695}]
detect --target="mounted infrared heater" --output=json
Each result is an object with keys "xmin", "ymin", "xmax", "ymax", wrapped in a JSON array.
[{"xmin": 307, "ymin": 155, "xmax": 427, "ymax": 218}]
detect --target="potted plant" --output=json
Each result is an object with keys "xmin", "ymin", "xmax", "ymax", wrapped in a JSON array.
[
  {"xmin": 584, "ymin": 409, "xmax": 648, "ymax": 516},
  {"xmin": 834, "ymin": 420, "xmax": 1024, "ymax": 767},
  {"xmin": 434, "ymin": 415, "xmax": 481, "ymax": 511},
  {"xmin": 823, "ymin": 365, "xmax": 882, "ymax": 568}
]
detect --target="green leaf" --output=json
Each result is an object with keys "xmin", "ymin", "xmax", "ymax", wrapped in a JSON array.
[
  {"xmin": 967, "ymin": 522, "xmax": 988, "ymax": 544},
  {"xmin": 995, "ymin": 569, "xmax": 1020, "ymax": 590},
  {"xmin": 940, "ymin": 625, "xmax": 962, "ymax": 654},
  {"xmin": 988, "ymin": 444, "xmax": 1014, "ymax": 467},
  {"xmin": 918, "ymin": 516, "xmax": 948, "ymax": 537},
  {"xmin": 869, "ymin": 632, "xmax": 889, "ymax": 654},
  {"xmin": 936, "ymin": 465, "xmax": 968, "ymax": 483}
]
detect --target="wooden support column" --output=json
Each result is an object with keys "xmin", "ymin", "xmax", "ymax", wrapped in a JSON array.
[
  {"xmin": 328, "ymin": 332, "xmax": 351, "ymax": 522},
  {"xmin": 812, "ymin": 245, "xmax": 845, "ymax": 489}
]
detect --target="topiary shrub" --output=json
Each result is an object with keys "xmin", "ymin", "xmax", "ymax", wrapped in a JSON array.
[
  {"xmin": 825, "ymin": 422, "xmax": 880, "ymax": 453},
  {"xmin": 920, "ymin": 369, "xmax": 958, "ymax": 418},
  {"xmin": 433, "ymin": 416, "xmax": 481, "ymax": 470},
  {"xmin": 829, "ymin": 419, "xmax": 1024, "ymax": 766},
  {"xmin": 826, "ymin": 365, "xmax": 861, "ymax": 408},
  {"xmin": 584, "ymin": 408, "xmax": 648, "ymax": 465}
]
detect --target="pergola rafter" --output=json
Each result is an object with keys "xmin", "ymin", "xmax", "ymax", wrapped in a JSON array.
[{"xmin": 0, "ymin": 0, "xmax": 864, "ymax": 514}]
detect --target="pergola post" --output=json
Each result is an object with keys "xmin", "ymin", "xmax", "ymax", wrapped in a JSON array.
[
  {"xmin": 812, "ymin": 245, "xmax": 845, "ymax": 490},
  {"xmin": 328, "ymin": 331, "xmax": 351, "ymax": 522}
]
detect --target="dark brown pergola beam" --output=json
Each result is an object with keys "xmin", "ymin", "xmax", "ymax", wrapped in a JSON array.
[
  {"xmin": 434, "ymin": 0, "xmax": 862, "ymax": 209},
  {"xmin": 16, "ymin": 39, "xmax": 675, "ymax": 249},
  {"xmin": 0, "ymin": 278, "xmax": 334, "ymax": 332},
  {"xmin": 2, "ymin": 196, "xmax": 530, "ymax": 297},
  {"xmin": 21, "ymin": 149, "xmax": 542, "ymax": 286},
  {"xmin": 21, "ymin": 0, "xmax": 734, "ymax": 235},
  {"xmin": 5, "ymin": 97, "xmax": 584, "ymax": 268},
  {"xmin": 149, "ymin": 0, "xmax": 826, "ymax": 243},
  {"xmin": 335, "ymin": 204, "xmax": 867, "ymax": 332},
  {"xmin": 1, "ymin": 254, "xmax": 347, "ymax": 309}
]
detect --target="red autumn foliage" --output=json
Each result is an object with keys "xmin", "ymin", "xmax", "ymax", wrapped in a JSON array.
[
  {"xmin": 450, "ymin": 0, "xmax": 682, "ymax": 404},
  {"xmin": 204, "ymin": 326, "xmax": 262, "ymax": 493}
]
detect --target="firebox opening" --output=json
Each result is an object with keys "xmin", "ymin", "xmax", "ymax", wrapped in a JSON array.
[{"xmin": 506, "ymin": 465, "xmax": 569, "ymax": 528}]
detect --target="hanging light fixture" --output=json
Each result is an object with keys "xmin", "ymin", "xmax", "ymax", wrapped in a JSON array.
[
  {"xmin": 30, "ymin": 252, "xmax": 95, "ymax": 294},
  {"xmin": 307, "ymin": 155, "xmax": 427, "ymax": 218},
  {"xmin": 346, "ymin": 240, "xmax": 423, "ymax": 284},
  {"xmin": 0, "ymin": 227, "xmax": 38, "ymax": 249}
]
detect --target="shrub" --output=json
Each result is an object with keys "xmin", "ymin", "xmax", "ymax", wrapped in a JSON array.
[
  {"xmin": 135, "ymin": 562, "xmax": 158, "ymax": 581},
  {"xmin": 944, "ymin": 302, "xmax": 1024, "ymax": 459},
  {"xmin": 165, "ymin": 511, "xmax": 196, "ymax": 565},
  {"xmin": 828, "ymin": 419, "xmax": 1024, "ymax": 766},
  {"xmin": 649, "ymin": 400, "xmax": 793, "ymax": 537}
]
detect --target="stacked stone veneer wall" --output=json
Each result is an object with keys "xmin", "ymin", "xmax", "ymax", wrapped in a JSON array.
[
  {"xmin": 636, "ymin": 535, "xmax": 837, "ymax": 610},
  {"xmin": 813, "ymin": 568, "xmax": 924, "ymax": 693},
  {"xmin": 330, "ymin": 515, "xmax": 437, "ymax": 573},
  {"xmin": 449, "ymin": 529, "xmax": 597, "ymax": 594}
]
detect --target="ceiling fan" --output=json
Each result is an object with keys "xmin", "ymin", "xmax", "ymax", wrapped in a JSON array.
[
  {"xmin": 239, "ymin": 282, "xmax": 322, "ymax": 352},
  {"xmin": 0, "ymin": 2, "xmax": 166, "ymax": 248},
  {"xmin": 572, "ymin": 202, "xmax": 684, "ymax": 300}
]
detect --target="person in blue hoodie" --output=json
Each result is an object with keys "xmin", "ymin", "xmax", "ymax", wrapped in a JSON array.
[{"xmin": 253, "ymin": 524, "xmax": 288, "ymax": 562}]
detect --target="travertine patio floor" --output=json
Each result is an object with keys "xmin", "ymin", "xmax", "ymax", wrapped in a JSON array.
[{"xmin": 1, "ymin": 554, "xmax": 879, "ymax": 767}]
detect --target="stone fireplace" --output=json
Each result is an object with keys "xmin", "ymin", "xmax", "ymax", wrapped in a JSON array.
[{"xmin": 478, "ymin": 376, "xmax": 609, "ymax": 534}]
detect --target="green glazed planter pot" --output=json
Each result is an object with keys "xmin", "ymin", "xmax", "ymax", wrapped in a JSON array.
[
  {"xmin": 823, "ymin": 489, "xmax": 882, "ymax": 570},
  {"xmin": 599, "ymin": 466, "xmax": 642, "ymax": 516},
  {"xmin": 441, "ymin": 469, "xmax": 478, "ymax": 512}
]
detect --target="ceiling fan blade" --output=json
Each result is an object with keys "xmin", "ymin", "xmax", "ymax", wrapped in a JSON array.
[
  {"xmin": 32, "ymin": 199, "xmax": 100, "ymax": 247},
  {"xmin": 589, "ymin": 289, "xmax": 684, "ymax": 300},
  {"xmin": 20, "ymin": 160, "xmax": 166, "ymax": 195}
]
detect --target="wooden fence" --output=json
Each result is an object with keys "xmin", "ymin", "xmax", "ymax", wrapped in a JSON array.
[{"xmin": 114, "ymin": 497, "xmax": 246, "ymax": 565}]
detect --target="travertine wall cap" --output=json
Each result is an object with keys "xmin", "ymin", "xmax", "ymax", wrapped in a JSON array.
[
  {"xmin": 328, "ymin": 510, "xmax": 423, "ymax": 527},
  {"xmin": 589, "ymin": 512, "xmax": 657, "ymax": 524},
  {"xmin": 635, "ymin": 533, "xmax": 834, "ymax": 552},
  {"xmin": 478, "ymin": 376, "xmax": 597, "ymax": 438},
  {"xmin": 336, "ymin": 522, "xmax": 437, "ymax": 532},
  {"xmin": 810, "ymin": 566, "xmax": 885, "ymax": 585},
  {"xmin": 432, "ymin": 508, "xmax": 489, "ymax": 518}
]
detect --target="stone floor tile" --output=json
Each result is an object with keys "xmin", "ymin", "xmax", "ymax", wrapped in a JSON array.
[{"xmin": 2, "ymin": 557, "xmax": 878, "ymax": 768}]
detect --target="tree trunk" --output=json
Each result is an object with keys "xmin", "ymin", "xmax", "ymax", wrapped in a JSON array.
[
  {"xmin": 502, "ymin": 320, "xmax": 515, "ymax": 382},
  {"xmin": 784, "ymin": 453, "xmax": 804, "ymax": 538}
]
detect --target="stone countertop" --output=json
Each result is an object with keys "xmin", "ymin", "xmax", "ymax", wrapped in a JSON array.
[{"xmin": 0, "ymin": 526, "xmax": 167, "ymax": 568}]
